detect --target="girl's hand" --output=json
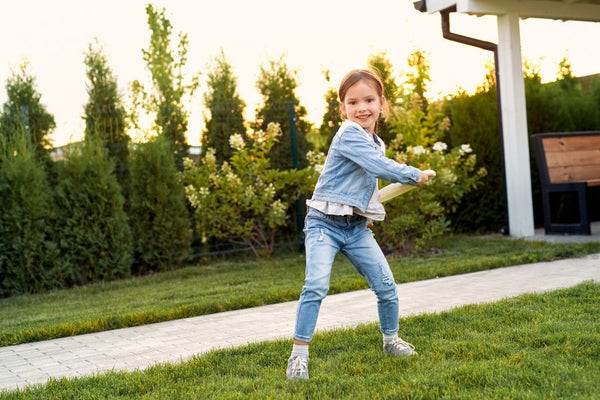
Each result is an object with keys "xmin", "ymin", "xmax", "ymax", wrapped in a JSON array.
[{"xmin": 417, "ymin": 169, "xmax": 436, "ymax": 187}]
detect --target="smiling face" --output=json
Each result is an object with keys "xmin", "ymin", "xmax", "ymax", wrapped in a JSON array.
[{"xmin": 340, "ymin": 79, "xmax": 385, "ymax": 133}]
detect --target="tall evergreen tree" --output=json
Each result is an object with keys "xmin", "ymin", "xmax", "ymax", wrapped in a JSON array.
[
  {"xmin": 368, "ymin": 51, "xmax": 400, "ymax": 144},
  {"xmin": 0, "ymin": 141, "xmax": 58, "ymax": 296},
  {"xmin": 402, "ymin": 50, "xmax": 431, "ymax": 110},
  {"xmin": 202, "ymin": 51, "xmax": 246, "ymax": 164},
  {"xmin": 128, "ymin": 135, "xmax": 191, "ymax": 273},
  {"xmin": 253, "ymin": 56, "xmax": 312, "ymax": 170},
  {"xmin": 368, "ymin": 51, "xmax": 400, "ymax": 106},
  {"xmin": 318, "ymin": 69, "xmax": 342, "ymax": 150},
  {"xmin": 54, "ymin": 139, "xmax": 132, "ymax": 286},
  {"xmin": 83, "ymin": 42, "xmax": 130, "ymax": 195},
  {"xmin": 132, "ymin": 4, "xmax": 198, "ymax": 168},
  {"xmin": 0, "ymin": 63, "xmax": 55, "ymax": 164}
]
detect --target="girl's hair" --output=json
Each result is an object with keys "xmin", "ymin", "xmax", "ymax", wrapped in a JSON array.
[{"xmin": 338, "ymin": 69, "xmax": 387, "ymax": 131}]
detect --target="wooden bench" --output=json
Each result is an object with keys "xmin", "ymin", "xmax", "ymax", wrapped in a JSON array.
[{"xmin": 532, "ymin": 131, "xmax": 600, "ymax": 235}]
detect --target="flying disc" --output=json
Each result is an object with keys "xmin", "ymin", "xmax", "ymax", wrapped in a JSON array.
[{"xmin": 379, "ymin": 170, "xmax": 436, "ymax": 203}]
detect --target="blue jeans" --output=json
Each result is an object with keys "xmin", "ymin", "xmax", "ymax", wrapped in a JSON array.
[{"xmin": 293, "ymin": 208, "xmax": 399, "ymax": 342}]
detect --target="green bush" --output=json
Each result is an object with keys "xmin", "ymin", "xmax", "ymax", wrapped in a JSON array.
[
  {"xmin": 0, "ymin": 146, "xmax": 58, "ymax": 296},
  {"xmin": 182, "ymin": 123, "xmax": 317, "ymax": 258},
  {"xmin": 373, "ymin": 95, "xmax": 485, "ymax": 254},
  {"xmin": 443, "ymin": 89, "xmax": 504, "ymax": 232},
  {"xmin": 128, "ymin": 135, "xmax": 191, "ymax": 272},
  {"xmin": 54, "ymin": 139, "xmax": 132, "ymax": 285}
]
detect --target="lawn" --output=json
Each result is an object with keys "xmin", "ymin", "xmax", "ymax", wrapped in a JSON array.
[
  {"xmin": 2, "ymin": 282, "xmax": 598, "ymax": 399},
  {"xmin": 1, "ymin": 235, "xmax": 599, "ymax": 347}
]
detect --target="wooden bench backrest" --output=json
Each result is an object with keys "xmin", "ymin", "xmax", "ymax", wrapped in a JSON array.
[{"xmin": 536, "ymin": 133, "xmax": 600, "ymax": 184}]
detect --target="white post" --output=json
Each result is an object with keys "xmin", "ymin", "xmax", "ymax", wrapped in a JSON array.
[{"xmin": 496, "ymin": 12, "xmax": 535, "ymax": 237}]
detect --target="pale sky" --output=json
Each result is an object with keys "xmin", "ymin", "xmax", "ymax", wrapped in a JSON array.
[{"xmin": 1, "ymin": 0, "xmax": 599, "ymax": 146}]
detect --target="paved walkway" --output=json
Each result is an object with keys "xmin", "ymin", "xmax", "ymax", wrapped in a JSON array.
[{"xmin": 1, "ymin": 253, "xmax": 599, "ymax": 392}]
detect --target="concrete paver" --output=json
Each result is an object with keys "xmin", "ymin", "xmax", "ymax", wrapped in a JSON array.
[{"xmin": 1, "ymin": 253, "xmax": 599, "ymax": 392}]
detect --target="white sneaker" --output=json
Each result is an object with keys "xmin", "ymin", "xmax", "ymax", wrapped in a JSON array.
[
  {"xmin": 383, "ymin": 337, "xmax": 417, "ymax": 356},
  {"xmin": 286, "ymin": 355, "xmax": 309, "ymax": 379}
]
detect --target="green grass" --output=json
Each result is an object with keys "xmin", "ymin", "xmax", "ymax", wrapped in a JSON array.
[
  {"xmin": 3, "ymin": 281, "xmax": 598, "ymax": 399},
  {"xmin": 1, "ymin": 235, "xmax": 599, "ymax": 347}
]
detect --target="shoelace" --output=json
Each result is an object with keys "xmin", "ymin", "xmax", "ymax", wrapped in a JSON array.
[
  {"xmin": 289, "ymin": 357, "xmax": 308, "ymax": 377},
  {"xmin": 389, "ymin": 337, "xmax": 415, "ymax": 351}
]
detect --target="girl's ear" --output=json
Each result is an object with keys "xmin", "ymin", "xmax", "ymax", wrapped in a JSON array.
[
  {"xmin": 380, "ymin": 96, "xmax": 387, "ymax": 114},
  {"xmin": 339, "ymin": 102, "xmax": 346, "ymax": 118}
]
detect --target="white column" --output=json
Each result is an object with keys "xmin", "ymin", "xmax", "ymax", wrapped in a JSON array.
[{"xmin": 496, "ymin": 12, "xmax": 535, "ymax": 237}]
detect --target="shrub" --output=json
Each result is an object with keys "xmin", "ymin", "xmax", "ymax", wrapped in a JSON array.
[
  {"xmin": 54, "ymin": 139, "xmax": 132, "ymax": 285},
  {"xmin": 442, "ymin": 88, "xmax": 504, "ymax": 232},
  {"xmin": 0, "ymin": 145, "xmax": 58, "ymax": 296},
  {"xmin": 182, "ymin": 123, "xmax": 317, "ymax": 258},
  {"xmin": 373, "ymin": 95, "xmax": 485, "ymax": 254},
  {"xmin": 128, "ymin": 135, "xmax": 191, "ymax": 272}
]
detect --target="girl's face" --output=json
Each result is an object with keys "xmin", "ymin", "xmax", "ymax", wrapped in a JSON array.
[{"xmin": 340, "ymin": 79, "xmax": 385, "ymax": 133}]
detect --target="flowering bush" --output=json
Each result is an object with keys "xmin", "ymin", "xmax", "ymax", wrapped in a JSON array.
[
  {"xmin": 373, "ymin": 95, "xmax": 486, "ymax": 254},
  {"xmin": 181, "ymin": 123, "xmax": 317, "ymax": 258}
]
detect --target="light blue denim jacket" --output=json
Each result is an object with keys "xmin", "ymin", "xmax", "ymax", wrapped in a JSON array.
[{"xmin": 310, "ymin": 120, "xmax": 422, "ymax": 213}]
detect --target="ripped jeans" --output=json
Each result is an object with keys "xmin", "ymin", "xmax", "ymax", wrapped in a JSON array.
[{"xmin": 293, "ymin": 207, "xmax": 399, "ymax": 342}]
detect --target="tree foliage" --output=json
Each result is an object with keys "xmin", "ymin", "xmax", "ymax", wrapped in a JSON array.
[
  {"xmin": 367, "ymin": 51, "xmax": 400, "ymax": 144},
  {"xmin": 253, "ymin": 57, "xmax": 312, "ymax": 169},
  {"xmin": 0, "ymin": 143, "xmax": 58, "ymax": 296},
  {"xmin": 0, "ymin": 63, "xmax": 55, "ymax": 164},
  {"xmin": 132, "ymin": 4, "xmax": 198, "ymax": 168},
  {"xmin": 318, "ymin": 69, "xmax": 342, "ymax": 151},
  {"xmin": 128, "ymin": 135, "xmax": 191, "ymax": 272},
  {"xmin": 372, "ymin": 51, "xmax": 485, "ymax": 253},
  {"xmin": 54, "ymin": 139, "xmax": 132, "ymax": 286},
  {"xmin": 83, "ymin": 41, "xmax": 130, "ymax": 194},
  {"xmin": 202, "ymin": 51, "xmax": 246, "ymax": 165},
  {"xmin": 183, "ymin": 123, "xmax": 317, "ymax": 258}
]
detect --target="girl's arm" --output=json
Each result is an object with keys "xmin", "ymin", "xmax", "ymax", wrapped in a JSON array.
[{"xmin": 337, "ymin": 125, "xmax": 421, "ymax": 185}]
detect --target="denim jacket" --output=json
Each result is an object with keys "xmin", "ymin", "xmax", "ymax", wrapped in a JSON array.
[{"xmin": 310, "ymin": 120, "xmax": 422, "ymax": 213}]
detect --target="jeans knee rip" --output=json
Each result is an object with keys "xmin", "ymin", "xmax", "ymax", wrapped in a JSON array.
[{"xmin": 380, "ymin": 263, "xmax": 394, "ymax": 286}]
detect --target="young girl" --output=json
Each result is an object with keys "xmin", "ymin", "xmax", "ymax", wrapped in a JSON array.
[{"xmin": 286, "ymin": 69, "xmax": 434, "ymax": 379}]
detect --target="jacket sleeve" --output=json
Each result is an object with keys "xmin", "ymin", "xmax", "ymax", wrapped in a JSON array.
[{"xmin": 337, "ymin": 124, "xmax": 422, "ymax": 184}]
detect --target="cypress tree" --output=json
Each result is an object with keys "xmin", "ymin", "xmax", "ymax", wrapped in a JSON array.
[
  {"xmin": 54, "ymin": 139, "xmax": 132, "ymax": 285},
  {"xmin": 83, "ymin": 42, "xmax": 130, "ymax": 198},
  {"xmin": 0, "ymin": 64, "xmax": 55, "ymax": 171},
  {"xmin": 128, "ymin": 135, "xmax": 191, "ymax": 273},
  {"xmin": 253, "ymin": 57, "xmax": 312, "ymax": 170},
  {"xmin": 202, "ymin": 51, "xmax": 246, "ymax": 165},
  {"xmin": 0, "ymin": 141, "xmax": 58, "ymax": 296}
]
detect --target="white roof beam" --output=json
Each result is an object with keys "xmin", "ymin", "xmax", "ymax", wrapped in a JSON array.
[{"xmin": 458, "ymin": 0, "xmax": 600, "ymax": 21}]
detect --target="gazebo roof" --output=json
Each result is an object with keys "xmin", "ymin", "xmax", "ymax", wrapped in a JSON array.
[{"xmin": 419, "ymin": 0, "xmax": 600, "ymax": 22}]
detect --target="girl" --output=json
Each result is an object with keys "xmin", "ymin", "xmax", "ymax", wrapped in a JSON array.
[{"xmin": 286, "ymin": 69, "xmax": 434, "ymax": 379}]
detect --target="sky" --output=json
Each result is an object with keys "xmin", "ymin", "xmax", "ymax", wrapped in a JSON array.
[{"xmin": 1, "ymin": 0, "xmax": 600, "ymax": 147}]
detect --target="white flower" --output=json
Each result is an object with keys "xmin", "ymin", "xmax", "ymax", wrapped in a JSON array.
[
  {"xmin": 412, "ymin": 145, "xmax": 427, "ymax": 155},
  {"xmin": 265, "ymin": 183, "xmax": 276, "ymax": 198},
  {"xmin": 185, "ymin": 185, "xmax": 202, "ymax": 208},
  {"xmin": 229, "ymin": 134, "xmax": 245, "ymax": 151},
  {"xmin": 204, "ymin": 148, "xmax": 217, "ymax": 169},
  {"xmin": 270, "ymin": 200, "xmax": 287, "ymax": 221},
  {"xmin": 459, "ymin": 144, "xmax": 473, "ymax": 156},
  {"xmin": 182, "ymin": 157, "xmax": 195, "ymax": 170},
  {"xmin": 433, "ymin": 142, "xmax": 448, "ymax": 152},
  {"xmin": 266, "ymin": 122, "xmax": 282, "ymax": 138}
]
